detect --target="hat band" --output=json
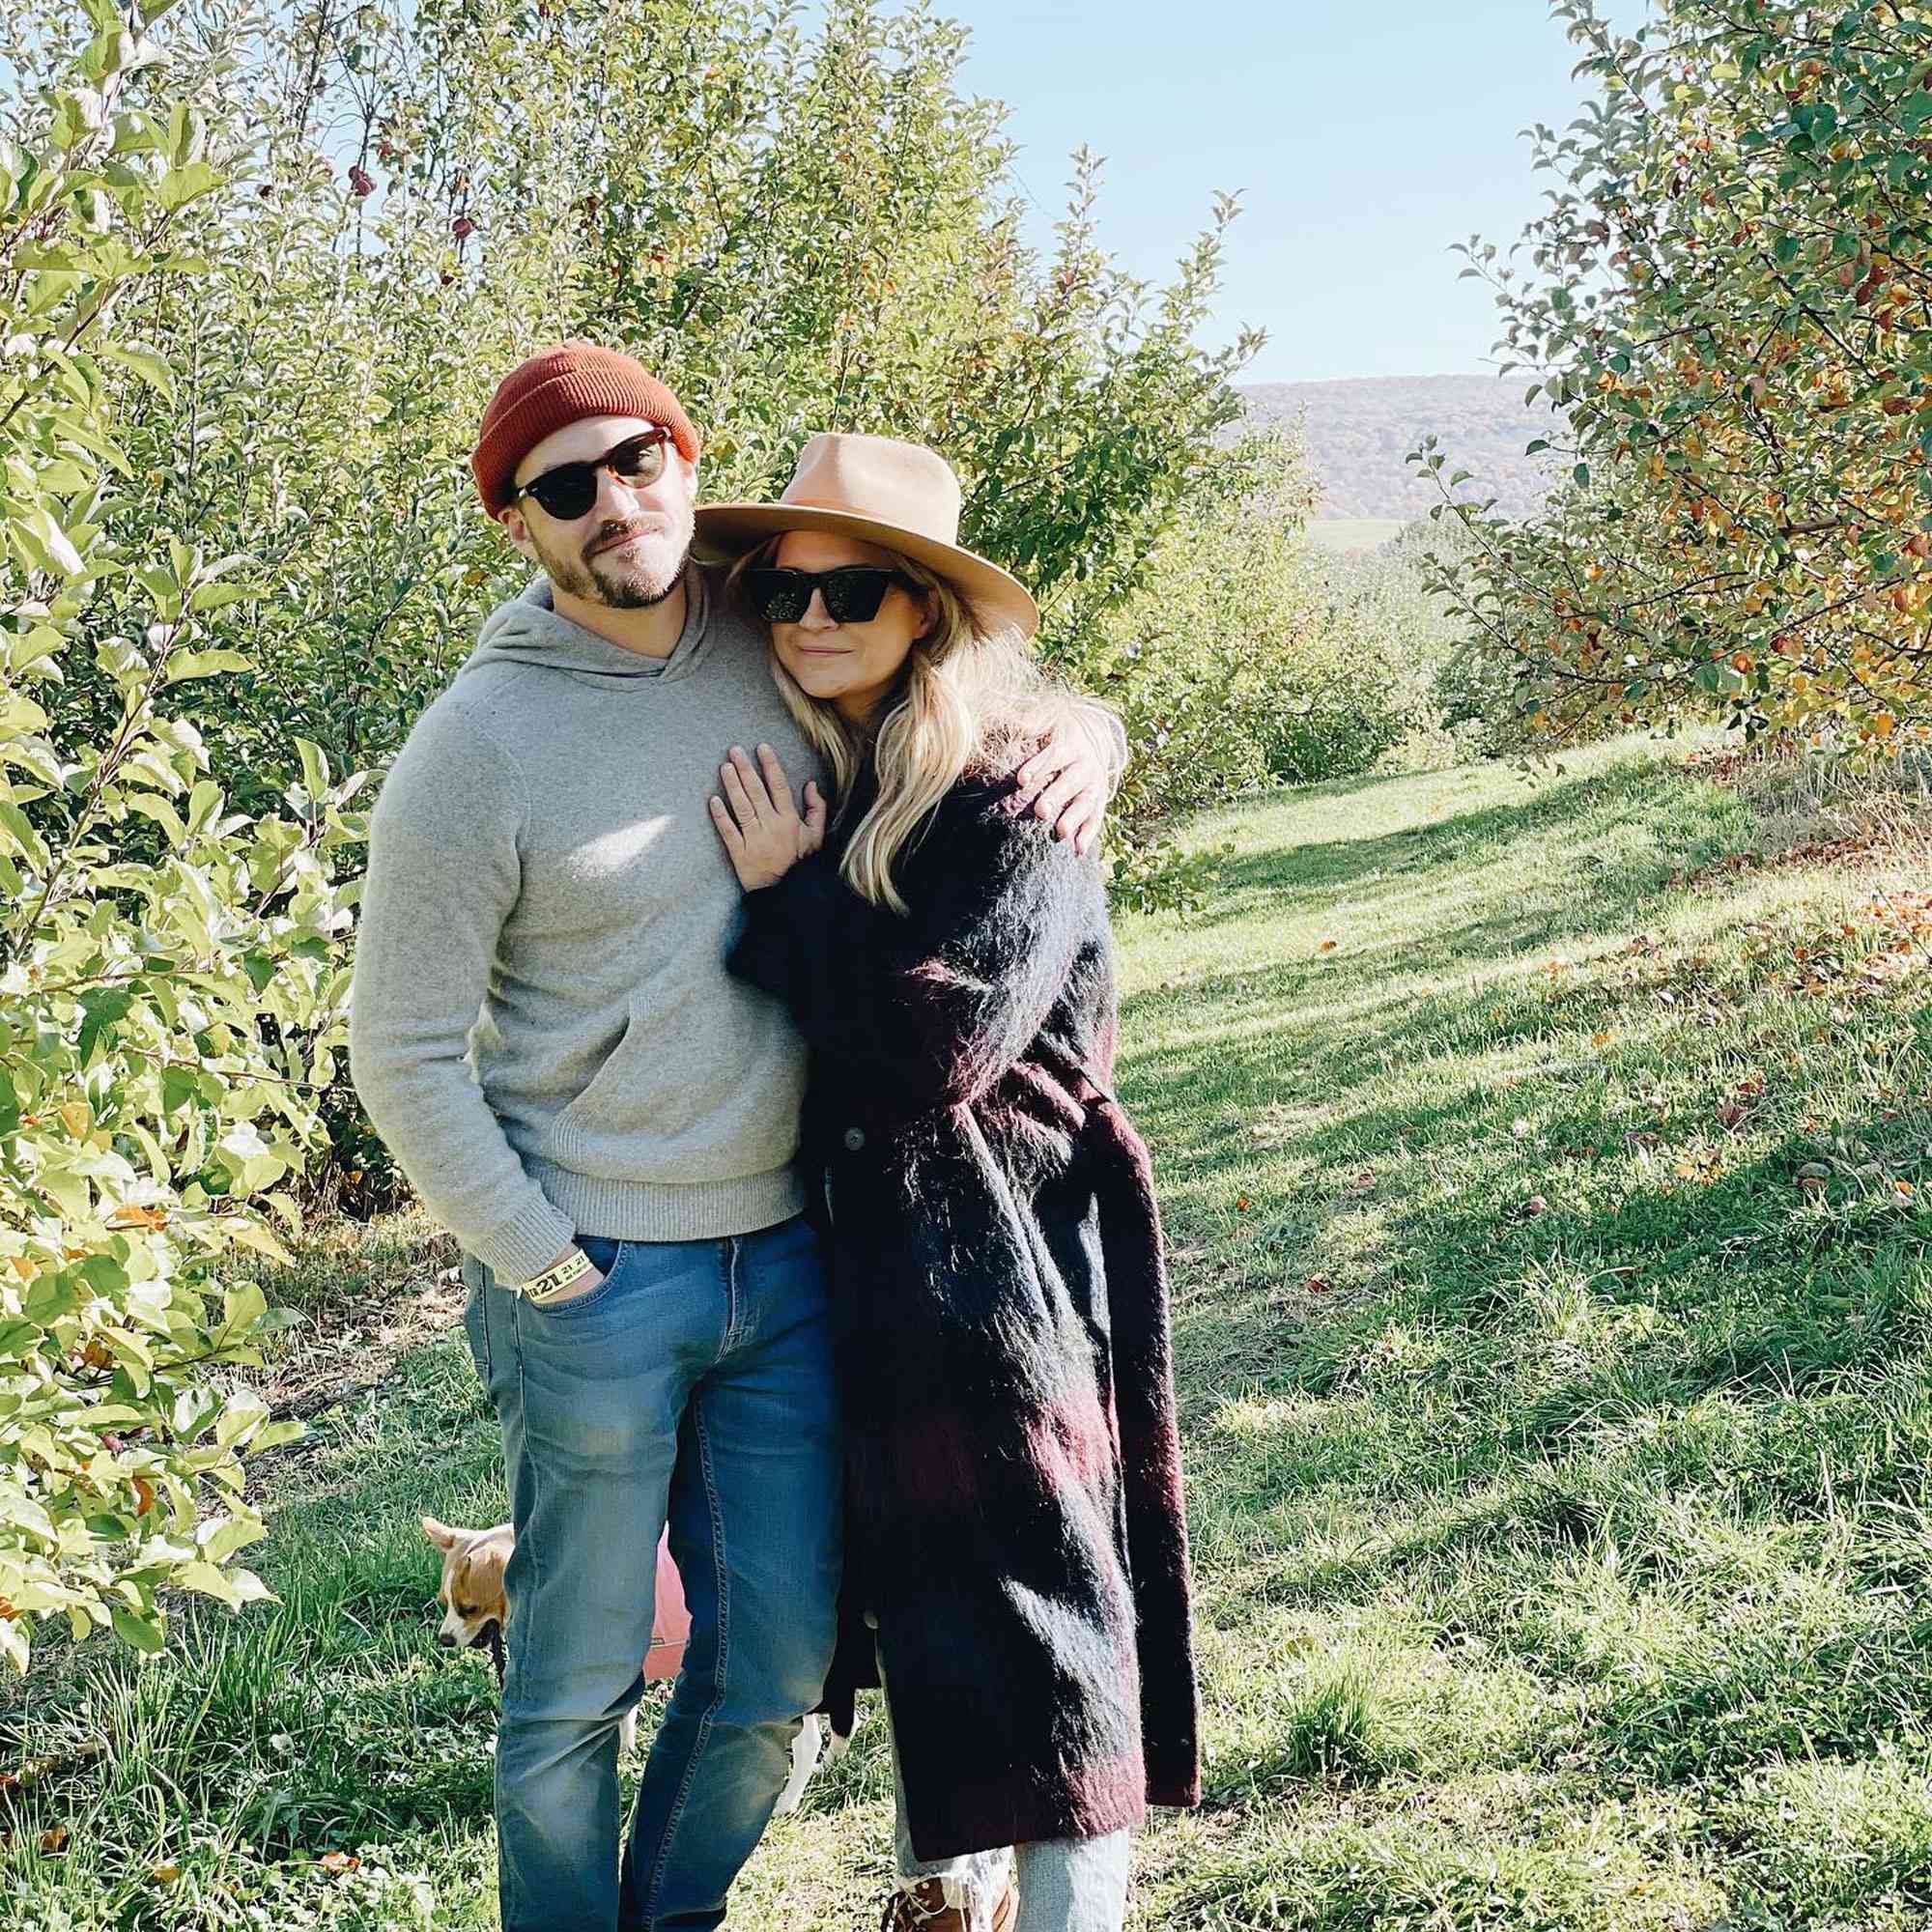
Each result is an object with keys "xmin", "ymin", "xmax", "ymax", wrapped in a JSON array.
[{"xmin": 780, "ymin": 494, "xmax": 959, "ymax": 541}]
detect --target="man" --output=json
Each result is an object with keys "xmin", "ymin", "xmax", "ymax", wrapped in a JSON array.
[{"xmin": 349, "ymin": 340, "xmax": 1119, "ymax": 1932}]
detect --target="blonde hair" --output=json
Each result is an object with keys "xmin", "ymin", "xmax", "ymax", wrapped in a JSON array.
[{"xmin": 729, "ymin": 537, "xmax": 1090, "ymax": 914}]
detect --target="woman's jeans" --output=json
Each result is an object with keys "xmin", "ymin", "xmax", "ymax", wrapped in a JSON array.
[
  {"xmin": 885, "ymin": 1673, "xmax": 1131, "ymax": 1932},
  {"xmin": 461, "ymin": 1216, "xmax": 841, "ymax": 1932}
]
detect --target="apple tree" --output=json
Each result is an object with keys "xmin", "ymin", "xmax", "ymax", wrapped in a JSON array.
[{"xmin": 1416, "ymin": 0, "xmax": 1932, "ymax": 757}]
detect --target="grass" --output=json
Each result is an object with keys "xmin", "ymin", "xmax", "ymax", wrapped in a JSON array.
[{"xmin": 7, "ymin": 736, "xmax": 1932, "ymax": 1928}]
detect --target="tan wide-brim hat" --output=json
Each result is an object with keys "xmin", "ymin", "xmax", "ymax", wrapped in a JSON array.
[{"xmin": 694, "ymin": 433, "xmax": 1040, "ymax": 640}]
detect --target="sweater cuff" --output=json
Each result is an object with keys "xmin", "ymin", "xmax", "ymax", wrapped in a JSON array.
[
  {"xmin": 471, "ymin": 1192, "xmax": 578, "ymax": 1286},
  {"xmin": 1147, "ymin": 1771, "xmax": 1202, "ymax": 1810}
]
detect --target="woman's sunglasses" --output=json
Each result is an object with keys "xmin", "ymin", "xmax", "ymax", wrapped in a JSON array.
[
  {"xmin": 746, "ymin": 565, "xmax": 922, "ymax": 625},
  {"xmin": 512, "ymin": 429, "xmax": 671, "ymax": 522}
]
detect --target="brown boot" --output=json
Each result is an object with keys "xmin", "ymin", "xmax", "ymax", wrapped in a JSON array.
[{"xmin": 878, "ymin": 1875, "xmax": 1018, "ymax": 1932}]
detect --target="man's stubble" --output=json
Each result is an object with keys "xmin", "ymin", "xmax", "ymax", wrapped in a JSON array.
[{"xmin": 531, "ymin": 500, "xmax": 696, "ymax": 611}]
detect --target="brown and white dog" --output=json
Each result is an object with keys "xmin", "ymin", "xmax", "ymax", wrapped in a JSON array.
[{"xmin": 423, "ymin": 1516, "xmax": 831, "ymax": 1810}]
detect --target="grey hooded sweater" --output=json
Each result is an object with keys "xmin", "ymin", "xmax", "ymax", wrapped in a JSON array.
[{"xmin": 349, "ymin": 565, "xmax": 826, "ymax": 1284}]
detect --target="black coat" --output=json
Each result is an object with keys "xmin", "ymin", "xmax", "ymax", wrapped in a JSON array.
[{"xmin": 725, "ymin": 765, "xmax": 1200, "ymax": 1860}]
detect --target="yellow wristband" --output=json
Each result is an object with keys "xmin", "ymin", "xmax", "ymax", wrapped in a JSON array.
[{"xmin": 521, "ymin": 1248, "xmax": 594, "ymax": 1302}]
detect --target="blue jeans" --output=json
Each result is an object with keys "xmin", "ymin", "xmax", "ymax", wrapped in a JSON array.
[{"xmin": 462, "ymin": 1215, "xmax": 841, "ymax": 1932}]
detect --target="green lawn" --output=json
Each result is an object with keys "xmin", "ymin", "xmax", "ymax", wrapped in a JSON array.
[{"xmin": 8, "ymin": 740, "xmax": 1932, "ymax": 1930}]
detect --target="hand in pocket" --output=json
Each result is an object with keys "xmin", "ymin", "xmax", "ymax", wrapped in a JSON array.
[{"xmin": 531, "ymin": 1253, "xmax": 607, "ymax": 1309}]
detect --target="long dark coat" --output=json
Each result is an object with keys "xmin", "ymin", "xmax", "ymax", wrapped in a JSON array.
[{"xmin": 725, "ymin": 763, "xmax": 1200, "ymax": 1861}]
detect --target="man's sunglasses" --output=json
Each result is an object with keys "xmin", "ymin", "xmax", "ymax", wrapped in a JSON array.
[
  {"xmin": 745, "ymin": 565, "xmax": 922, "ymax": 626},
  {"xmin": 512, "ymin": 429, "xmax": 671, "ymax": 521}
]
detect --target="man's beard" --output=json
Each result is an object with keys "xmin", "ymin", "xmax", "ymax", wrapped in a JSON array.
[{"xmin": 535, "ymin": 515, "xmax": 693, "ymax": 610}]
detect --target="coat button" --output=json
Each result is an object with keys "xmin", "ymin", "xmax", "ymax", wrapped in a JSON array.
[{"xmin": 842, "ymin": 1127, "xmax": 866, "ymax": 1151}]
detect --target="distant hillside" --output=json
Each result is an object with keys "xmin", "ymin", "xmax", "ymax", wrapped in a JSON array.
[{"xmin": 1241, "ymin": 374, "xmax": 1562, "ymax": 524}]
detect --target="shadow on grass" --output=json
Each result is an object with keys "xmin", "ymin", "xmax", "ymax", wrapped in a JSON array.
[
  {"xmin": 1577, "ymin": 1619, "xmax": 1932, "ymax": 1784},
  {"xmin": 1122, "ymin": 754, "xmax": 1932, "ymax": 1843},
  {"xmin": 1174, "ymin": 1087, "xmax": 1932, "ymax": 1459},
  {"xmin": 1184, "ymin": 759, "xmax": 1754, "ymax": 947}
]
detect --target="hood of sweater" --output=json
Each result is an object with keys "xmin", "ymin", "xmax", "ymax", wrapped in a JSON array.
[{"xmin": 460, "ymin": 563, "xmax": 721, "ymax": 687}]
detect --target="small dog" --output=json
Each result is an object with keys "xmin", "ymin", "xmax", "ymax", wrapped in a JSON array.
[{"xmin": 424, "ymin": 1516, "xmax": 829, "ymax": 1811}]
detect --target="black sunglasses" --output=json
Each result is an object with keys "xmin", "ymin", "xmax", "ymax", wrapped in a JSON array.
[
  {"xmin": 745, "ymin": 565, "xmax": 923, "ymax": 626},
  {"xmin": 512, "ymin": 429, "xmax": 671, "ymax": 521}
]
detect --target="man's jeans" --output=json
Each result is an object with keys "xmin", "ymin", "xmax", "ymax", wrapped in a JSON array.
[{"xmin": 461, "ymin": 1215, "xmax": 841, "ymax": 1932}]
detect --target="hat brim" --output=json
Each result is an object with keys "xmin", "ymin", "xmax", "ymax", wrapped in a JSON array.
[{"xmin": 693, "ymin": 502, "xmax": 1039, "ymax": 640}]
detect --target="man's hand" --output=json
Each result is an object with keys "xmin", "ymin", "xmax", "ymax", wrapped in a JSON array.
[
  {"xmin": 710, "ymin": 744, "xmax": 828, "ymax": 891},
  {"xmin": 527, "ymin": 1244, "xmax": 604, "ymax": 1308},
  {"xmin": 1013, "ymin": 715, "xmax": 1117, "ymax": 859}
]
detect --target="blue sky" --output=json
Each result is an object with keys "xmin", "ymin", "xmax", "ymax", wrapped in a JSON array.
[{"xmin": 951, "ymin": 0, "xmax": 1645, "ymax": 385}]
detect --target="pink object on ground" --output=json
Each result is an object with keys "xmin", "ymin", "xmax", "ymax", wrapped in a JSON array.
[{"xmin": 646, "ymin": 1529, "xmax": 691, "ymax": 1681}]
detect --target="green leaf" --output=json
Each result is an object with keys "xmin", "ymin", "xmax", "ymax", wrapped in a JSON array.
[
  {"xmin": 216, "ymin": 1276, "xmax": 268, "ymax": 1336},
  {"xmin": 223, "ymin": 1218, "xmax": 292, "ymax": 1265},
  {"xmin": 0, "ymin": 802, "xmax": 51, "ymax": 870},
  {"xmin": 76, "ymin": 1254, "xmax": 130, "ymax": 1294},
  {"xmin": 124, "ymin": 791, "xmax": 186, "ymax": 846},
  {"xmin": 159, "ymin": 1064, "xmax": 201, "ymax": 1115},
  {"xmin": 295, "ymin": 738, "xmax": 330, "ymax": 797},
  {"xmin": 174, "ymin": 1560, "xmax": 246, "ymax": 1606},
  {"xmin": 186, "ymin": 582, "xmax": 255, "ymax": 613},
  {"xmin": 185, "ymin": 779, "xmax": 222, "ymax": 835},
  {"xmin": 95, "ymin": 342, "xmax": 176, "ymax": 402},
  {"xmin": 109, "ymin": 1604, "xmax": 165, "ymax": 1654},
  {"xmin": 76, "ymin": 986, "xmax": 135, "ymax": 1065},
  {"xmin": 0, "ymin": 1320, "xmax": 44, "ymax": 1362},
  {"xmin": 167, "ymin": 102, "xmax": 206, "ymax": 168},
  {"xmin": 33, "ymin": 511, "xmax": 86, "ymax": 578},
  {"xmin": 162, "ymin": 649, "xmax": 250, "ymax": 683},
  {"xmin": 0, "ymin": 736, "xmax": 61, "ymax": 787},
  {"xmin": 153, "ymin": 159, "xmax": 220, "ymax": 213},
  {"xmin": 198, "ymin": 1514, "xmax": 266, "ymax": 1563}
]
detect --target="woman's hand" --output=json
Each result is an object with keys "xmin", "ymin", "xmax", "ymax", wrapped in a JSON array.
[
  {"xmin": 710, "ymin": 744, "xmax": 828, "ymax": 891},
  {"xmin": 1012, "ymin": 713, "xmax": 1119, "ymax": 859}
]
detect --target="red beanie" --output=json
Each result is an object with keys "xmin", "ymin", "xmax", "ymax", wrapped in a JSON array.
[{"xmin": 470, "ymin": 340, "xmax": 700, "ymax": 516}]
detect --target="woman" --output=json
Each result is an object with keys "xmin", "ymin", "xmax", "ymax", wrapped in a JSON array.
[{"xmin": 697, "ymin": 434, "xmax": 1199, "ymax": 1932}]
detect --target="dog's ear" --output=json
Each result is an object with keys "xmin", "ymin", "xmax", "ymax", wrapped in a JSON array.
[{"xmin": 421, "ymin": 1516, "xmax": 461, "ymax": 1550}]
